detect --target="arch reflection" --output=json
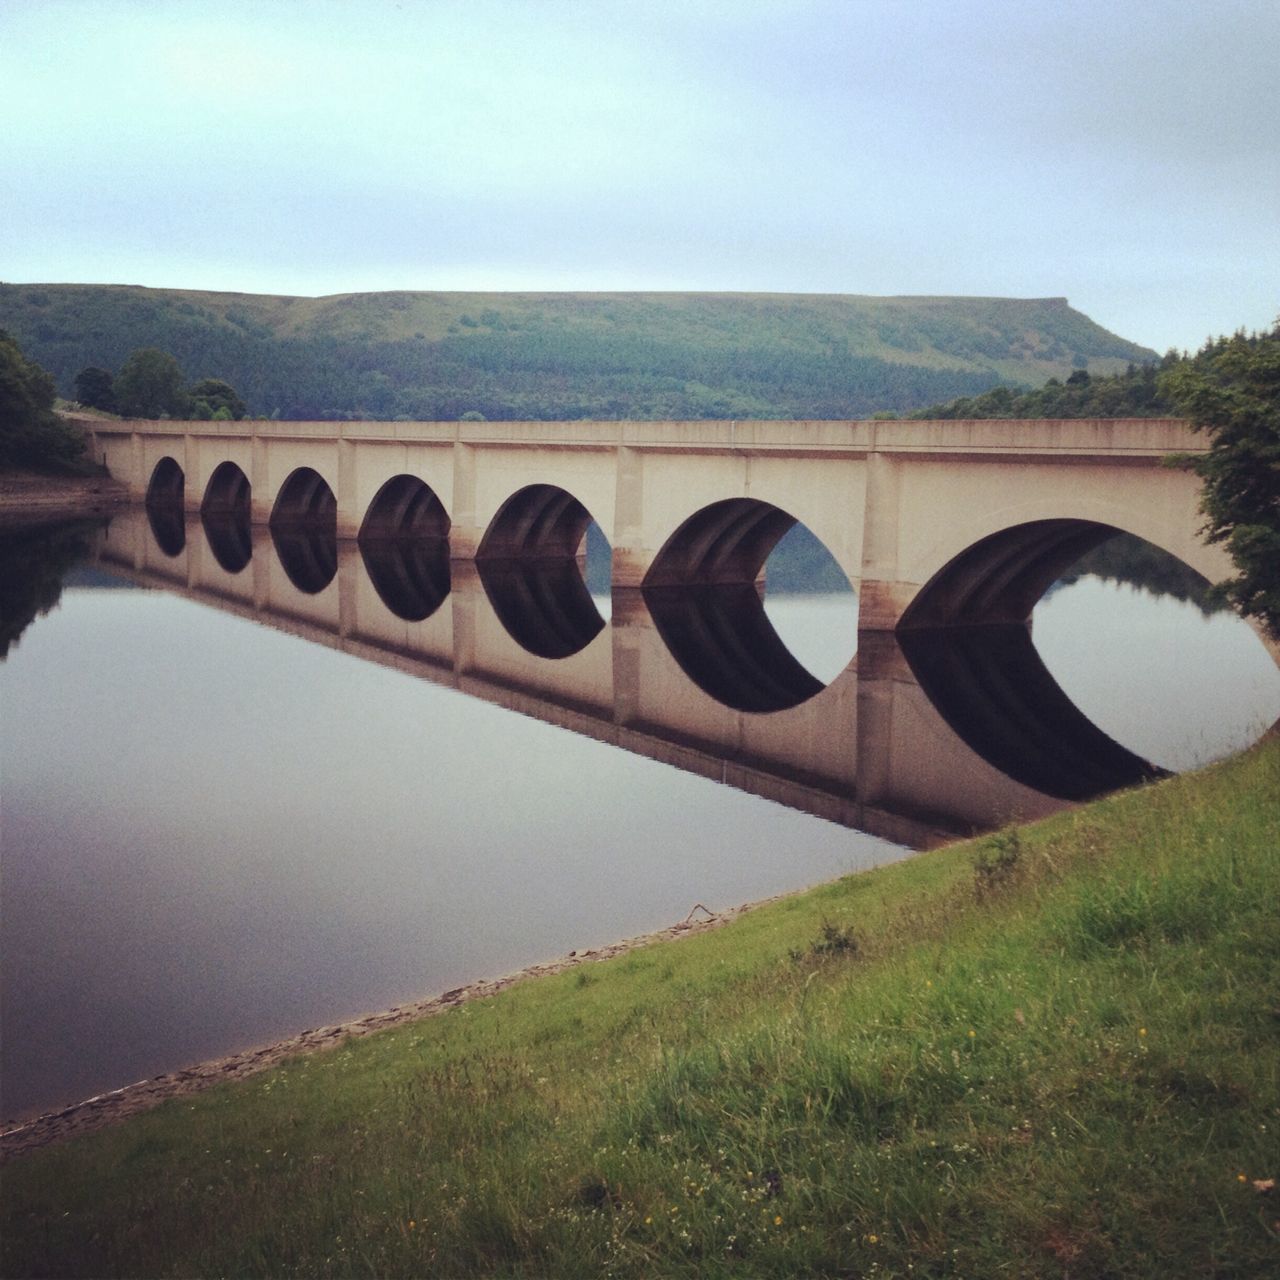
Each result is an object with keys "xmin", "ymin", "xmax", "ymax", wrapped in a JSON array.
[
  {"xmin": 476, "ymin": 557, "xmax": 604, "ymax": 659},
  {"xmin": 201, "ymin": 508, "xmax": 253, "ymax": 575},
  {"xmin": 643, "ymin": 583, "xmax": 824, "ymax": 713},
  {"xmin": 271, "ymin": 523, "xmax": 337, "ymax": 595},
  {"xmin": 359, "ymin": 537, "xmax": 450, "ymax": 622},
  {"xmin": 896, "ymin": 623, "xmax": 1168, "ymax": 801},
  {"xmin": 146, "ymin": 503, "xmax": 186, "ymax": 558}
]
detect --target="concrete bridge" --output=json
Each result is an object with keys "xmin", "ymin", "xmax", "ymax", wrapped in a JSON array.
[
  {"xmin": 93, "ymin": 505, "xmax": 1113, "ymax": 850},
  {"xmin": 77, "ymin": 414, "xmax": 1234, "ymax": 636}
]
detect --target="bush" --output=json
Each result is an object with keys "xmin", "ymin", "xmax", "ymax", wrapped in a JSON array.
[{"xmin": 0, "ymin": 329, "xmax": 86, "ymax": 470}]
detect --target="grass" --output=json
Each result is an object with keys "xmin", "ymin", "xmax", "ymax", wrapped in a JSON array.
[{"xmin": 3, "ymin": 738, "xmax": 1278, "ymax": 1277}]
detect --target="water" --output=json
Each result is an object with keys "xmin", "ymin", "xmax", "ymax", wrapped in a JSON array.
[{"xmin": 2, "ymin": 512, "xmax": 1277, "ymax": 1123}]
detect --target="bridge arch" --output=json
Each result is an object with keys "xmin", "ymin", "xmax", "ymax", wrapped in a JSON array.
[
  {"xmin": 478, "ymin": 484, "xmax": 594, "ymax": 561},
  {"xmin": 642, "ymin": 498, "xmax": 798, "ymax": 588},
  {"xmin": 899, "ymin": 519, "xmax": 1127, "ymax": 629},
  {"xmin": 359, "ymin": 475, "xmax": 450, "ymax": 541},
  {"xmin": 271, "ymin": 467, "xmax": 336, "ymax": 531},
  {"xmin": 201, "ymin": 461, "xmax": 250, "ymax": 517},
  {"xmin": 146, "ymin": 456, "xmax": 184, "ymax": 509}
]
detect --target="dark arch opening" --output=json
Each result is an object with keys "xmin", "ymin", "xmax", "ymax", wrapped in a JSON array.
[
  {"xmin": 271, "ymin": 467, "xmax": 336, "ymax": 532},
  {"xmin": 201, "ymin": 461, "xmax": 250, "ymax": 518},
  {"xmin": 898, "ymin": 519, "xmax": 1128, "ymax": 630},
  {"xmin": 640, "ymin": 499, "xmax": 856, "ymax": 712},
  {"xmin": 201, "ymin": 508, "xmax": 252, "ymax": 574},
  {"xmin": 642, "ymin": 498, "xmax": 797, "ymax": 589},
  {"xmin": 357, "ymin": 475, "xmax": 452, "ymax": 621},
  {"xmin": 271, "ymin": 525, "xmax": 337, "ymax": 594},
  {"xmin": 475, "ymin": 485, "xmax": 605, "ymax": 658},
  {"xmin": 360, "ymin": 539, "xmax": 450, "ymax": 622},
  {"xmin": 892, "ymin": 522, "xmax": 1229, "ymax": 798},
  {"xmin": 478, "ymin": 484, "xmax": 593, "ymax": 561},
  {"xmin": 146, "ymin": 456, "xmax": 184, "ymax": 510},
  {"xmin": 359, "ymin": 474, "xmax": 450, "ymax": 541}
]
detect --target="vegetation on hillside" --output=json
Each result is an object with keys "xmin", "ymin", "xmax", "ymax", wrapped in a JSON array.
[
  {"xmin": 917, "ymin": 321, "xmax": 1280, "ymax": 639},
  {"xmin": 1162, "ymin": 323, "xmax": 1280, "ymax": 639},
  {"xmin": 0, "ymin": 329, "xmax": 87, "ymax": 471},
  {"xmin": 910, "ymin": 359, "xmax": 1174, "ymax": 420},
  {"xmin": 0, "ymin": 284, "xmax": 1154, "ymax": 422},
  {"xmin": 3, "ymin": 739, "xmax": 1277, "ymax": 1277}
]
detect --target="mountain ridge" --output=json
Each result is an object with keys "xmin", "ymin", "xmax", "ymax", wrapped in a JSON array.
[{"xmin": 0, "ymin": 283, "xmax": 1157, "ymax": 421}]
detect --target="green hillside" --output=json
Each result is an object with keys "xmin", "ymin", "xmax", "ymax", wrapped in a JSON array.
[{"xmin": 0, "ymin": 284, "xmax": 1155, "ymax": 421}]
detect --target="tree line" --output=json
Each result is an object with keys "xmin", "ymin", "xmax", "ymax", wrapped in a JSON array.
[{"xmin": 73, "ymin": 349, "xmax": 247, "ymax": 421}]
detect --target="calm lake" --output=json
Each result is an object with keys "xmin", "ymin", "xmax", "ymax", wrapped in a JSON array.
[{"xmin": 2, "ymin": 510, "xmax": 1278, "ymax": 1124}]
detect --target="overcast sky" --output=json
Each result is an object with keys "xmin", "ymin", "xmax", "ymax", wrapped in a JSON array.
[{"xmin": 5, "ymin": 0, "xmax": 1277, "ymax": 353}]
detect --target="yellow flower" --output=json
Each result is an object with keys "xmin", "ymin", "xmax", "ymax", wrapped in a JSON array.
[
  {"xmin": 774, "ymin": 1215, "xmax": 783, "ymax": 1226},
  {"xmin": 644, "ymin": 1216, "xmax": 652, "ymax": 1225},
  {"xmin": 868, "ymin": 1233, "xmax": 879, "ymax": 1244},
  {"xmin": 968, "ymin": 1029, "xmax": 976, "ymax": 1039},
  {"xmin": 408, "ymin": 1221, "xmax": 416, "ymax": 1230},
  {"xmin": 1238, "ymin": 1173, "xmax": 1248, "ymax": 1183}
]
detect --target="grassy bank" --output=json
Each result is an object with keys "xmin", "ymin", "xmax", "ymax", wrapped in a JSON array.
[{"xmin": 3, "ymin": 741, "xmax": 1278, "ymax": 1278}]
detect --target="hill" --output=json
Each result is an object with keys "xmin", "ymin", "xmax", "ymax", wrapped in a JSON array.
[{"xmin": 0, "ymin": 284, "xmax": 1155, "ymax": 421}]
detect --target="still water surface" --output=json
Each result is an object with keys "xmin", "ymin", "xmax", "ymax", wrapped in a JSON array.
[{"xmin": 2, "ymin": 513, "xmax": 1277, "ymax": 1122}]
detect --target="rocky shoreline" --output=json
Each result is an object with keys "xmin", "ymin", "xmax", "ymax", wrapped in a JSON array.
[
  {"xmin": 0, "ymin": 470, "xmax": 129, "ymax": 527},
  {"xmin": 0, "ymin": 899, "xmax": 768, "ymax": 1163}
]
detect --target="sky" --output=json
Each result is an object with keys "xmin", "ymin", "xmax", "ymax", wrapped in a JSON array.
[{"xmin": 5, "ymin": 0, "xmax": 1278, "ymax": 354}]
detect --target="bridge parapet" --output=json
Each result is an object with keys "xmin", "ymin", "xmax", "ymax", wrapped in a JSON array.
[{"xmin": 76, "ymin": 414, "xmax": 1217, "ymax": 633}]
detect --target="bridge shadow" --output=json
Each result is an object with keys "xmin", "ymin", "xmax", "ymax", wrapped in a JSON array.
[{"xmin": 895, "ymin": 623, "xmax": 1168, "ymax": 801}]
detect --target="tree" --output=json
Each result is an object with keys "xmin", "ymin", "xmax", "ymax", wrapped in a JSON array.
[
  {"xmin": 73, "ymin": 366, "xmax": 116, "ymax": 412},
  {"xmin": 1162, "ymin": 322, "xmax": 1280, "ymax": 639},
  {"xmin": 114, "ymin": 348, "xmax": 189, "ymax": 418},
  {"xmin": 0, "ymin": 329, "xmax": 86, "ymax": 470},
  {"xmin": 188, "ymin": 378, "xmax": 246, "ymax": 421}
]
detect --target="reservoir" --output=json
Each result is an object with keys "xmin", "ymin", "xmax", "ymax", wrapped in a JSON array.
[{"xmin": 2, "ymin": 509, "xmax": 1278, "ymax": 1124}]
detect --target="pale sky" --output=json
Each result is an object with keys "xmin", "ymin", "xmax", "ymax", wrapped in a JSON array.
[{"xmin": 5, "ymin": 0, "xmax": 1277, "ymax": 353}]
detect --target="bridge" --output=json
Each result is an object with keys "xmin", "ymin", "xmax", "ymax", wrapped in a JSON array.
[
  {"xmin": 92, "ymin": 506, "xmax": 1114, "ymax": 850},
  {"xmin": 77, "ymin": 414, "xmax": 1235, "ymax": 637}
]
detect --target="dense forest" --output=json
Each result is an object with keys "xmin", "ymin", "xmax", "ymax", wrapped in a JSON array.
[{"xmin": 0, "ymin": 284, "xmax": 1154, "ymax": 421}]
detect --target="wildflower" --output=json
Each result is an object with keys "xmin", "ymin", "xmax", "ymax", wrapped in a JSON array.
[
  {"xmin": 408, "ymin": 1221, "xmax": 416, "ymax": 1230},
  {"xmin": 644, "ymin": 1216, "xmax": 652, "ymax": 1225},
  {"xmin": 1139, "ymin": 1028, "xmax": 1147, "ymax": 1037},
  {"xmin": 774, "ymin": 1215, "xmax": 783, "ymax": 1226},
  {"xmin": 968, "ymin": 1029, "xmax": 976, "ymax": 1039},
  {"xmin": 868, "ymin": 1233, "xmax": 879, "ymax": 1244},
  {"xmin": 1238, "ymin": 1173, "xmax": 1248, "ymax": 1183}
]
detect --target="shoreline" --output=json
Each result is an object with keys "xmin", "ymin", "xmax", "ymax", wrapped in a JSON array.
[
  {"xmin": 0, "ymin": 897, "xmax": 778, "ymax": 1162},
  {"xmin": 0, "ymin": 470, "xmax": 129, "ymax": 528}
]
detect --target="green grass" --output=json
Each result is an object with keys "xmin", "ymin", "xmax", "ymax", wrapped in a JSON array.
[{"xmin": 4, "ymin": 740, "xmax": 1278, "ymax": 1278}]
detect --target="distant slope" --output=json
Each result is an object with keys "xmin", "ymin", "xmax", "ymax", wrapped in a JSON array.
[{"xmin": 0, "ymin": 284, "xmax": 1156, "ymax": 421}]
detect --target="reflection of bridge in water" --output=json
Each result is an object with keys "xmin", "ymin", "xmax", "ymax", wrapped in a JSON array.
[{"xmin": 95, "ymin": 505, "xmax": 1183, "ymax": 850}]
